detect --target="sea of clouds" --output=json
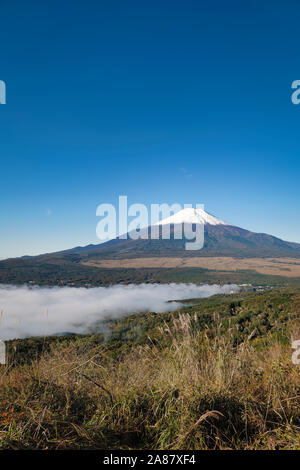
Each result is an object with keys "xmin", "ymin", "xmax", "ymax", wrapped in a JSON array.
[{"xmin": 0, "ymin": 283, "xmax": 240, "ymax": 340}]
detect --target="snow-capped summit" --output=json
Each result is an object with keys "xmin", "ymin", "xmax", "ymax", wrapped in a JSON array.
[{"xmin": 154, "ymin": 207, "xmax": 228, "ymax": 226}]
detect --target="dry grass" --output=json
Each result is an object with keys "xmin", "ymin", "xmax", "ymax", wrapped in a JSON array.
[
  {"xmin": 81, "ymin": 257, "xmax": 300, "ymax": 277},
  {"xmin": 0, "ymin": 315, "xmax": 299, "ymax": 450}
]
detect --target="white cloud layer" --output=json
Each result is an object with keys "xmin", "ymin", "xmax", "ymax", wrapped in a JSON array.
[{"xmin": 0, "ymin": 283, "xmax": 240, "ymax": 340}]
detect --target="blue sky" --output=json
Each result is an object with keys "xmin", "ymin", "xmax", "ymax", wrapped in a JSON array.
[{"xmin": 1, "ymin": 0, "xmax": 300, "ymax": 258}]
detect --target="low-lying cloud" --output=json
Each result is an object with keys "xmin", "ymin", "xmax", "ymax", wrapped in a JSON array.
[{"xmin": 0, "ymin": 283, "xmax": 240, "ymax": 340}]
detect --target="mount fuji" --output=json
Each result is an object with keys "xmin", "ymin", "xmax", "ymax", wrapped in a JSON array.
[
  {"xmin": 154, "ymin": 207, "xmax": 228, "ymax": 227},
  {"xmin": 63, "ymin": 207, "xmax": 300, "ymax": 260},
  {"xmin": 1, "ymin": 208, "xmax": 300, "ymax": 286}
]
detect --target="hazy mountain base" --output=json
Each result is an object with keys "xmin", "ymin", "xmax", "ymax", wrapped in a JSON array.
[{"xmin": 0, "ymin": 288, "xmax": 299, "ymax": 450}]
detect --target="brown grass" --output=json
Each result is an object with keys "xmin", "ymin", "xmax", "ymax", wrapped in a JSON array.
[
  {"xmin": 82, "ymin": 257, "xmax": 300, "ymax": 277},
  {"xmin": 0, "ymin": 316, "xmax": 299, "ymax": 450}
]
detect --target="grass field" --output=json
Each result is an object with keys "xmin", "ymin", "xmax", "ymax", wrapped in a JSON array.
[
  {"xmin": 0, "ymin": 288, "xmax": 299, "ymax": 449},
  {"xmin": 82, "ymin": 256, "xmax": 300, "ymax": 278}
]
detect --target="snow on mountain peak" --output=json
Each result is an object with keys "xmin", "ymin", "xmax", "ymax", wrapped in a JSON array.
[{"xmin": 155, "ymin": 208, "xmax": 228, "ymax": 226}]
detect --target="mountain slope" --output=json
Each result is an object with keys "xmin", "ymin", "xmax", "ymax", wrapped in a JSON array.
[
  {"xmin": 1, "ymin": 209, "xmax": 300, "ymax": 285},
  {"xmin": 67, "ymin": 223, "xmax": 300, "ymax": 259},
  {"xmin": 62, "ymin": 208, "xmax": 300, "ymax": 259}
]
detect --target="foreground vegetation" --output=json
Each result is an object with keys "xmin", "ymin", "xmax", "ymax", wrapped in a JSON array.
[{"xmin": 0, "ymin": 288, "xmax": 299, "ymax": 450}]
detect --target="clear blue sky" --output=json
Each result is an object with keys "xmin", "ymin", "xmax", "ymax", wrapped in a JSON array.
[{"xmin": 1, "ymin": 0, "xmax": 300, "ymax": 258}]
